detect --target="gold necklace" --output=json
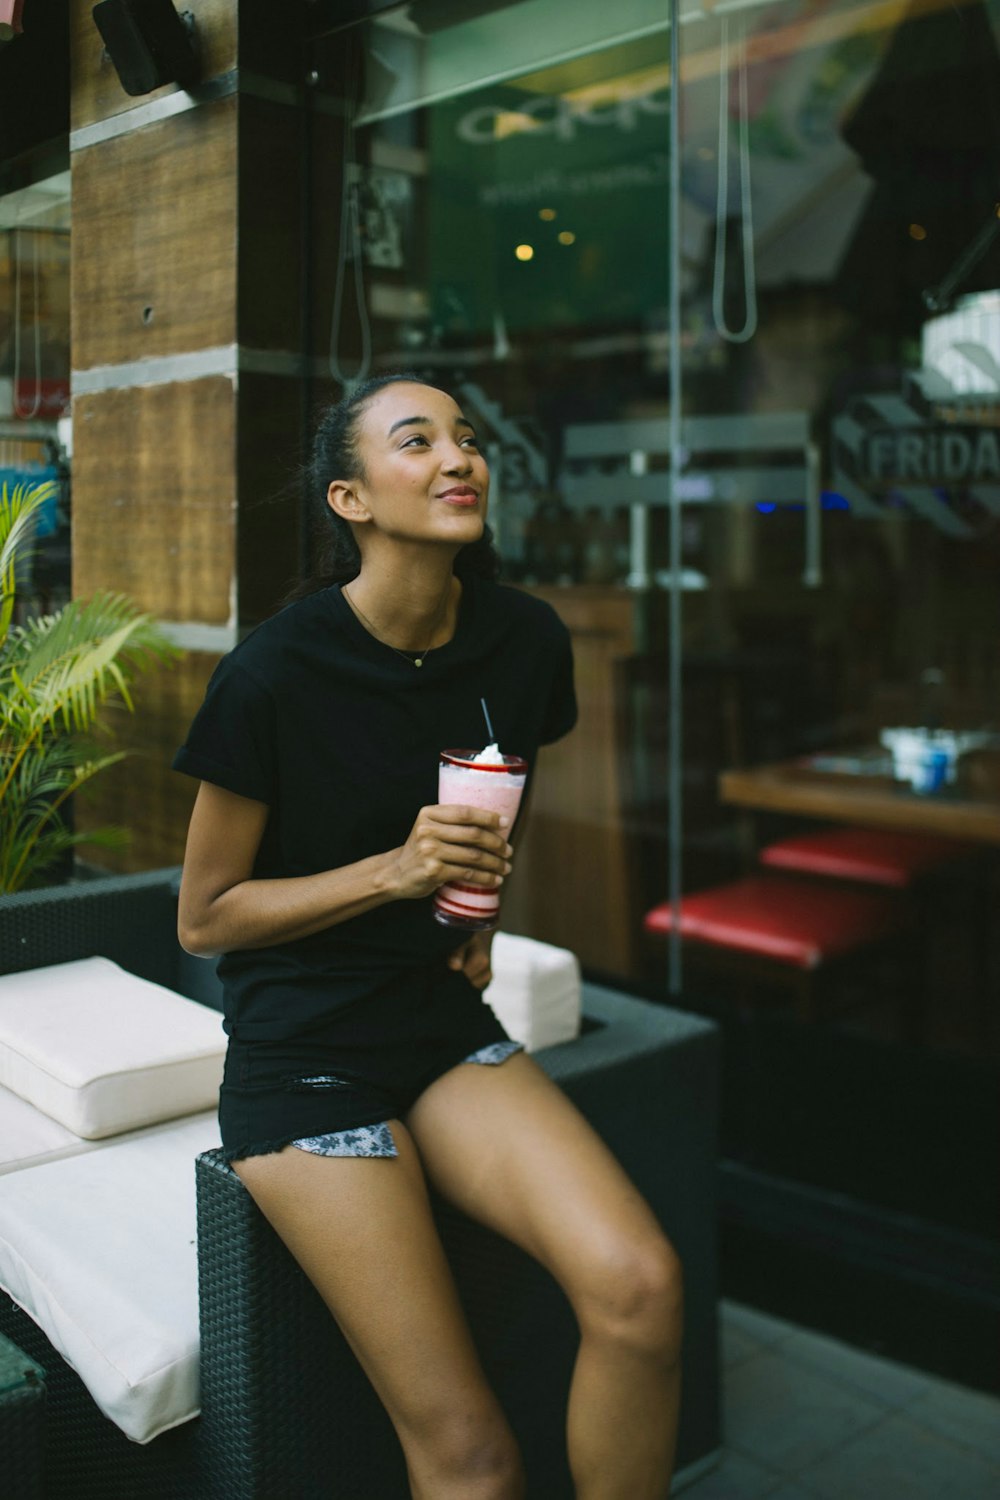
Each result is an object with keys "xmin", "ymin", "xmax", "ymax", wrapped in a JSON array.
[{"xmin": 342, "ymin": 584, "xmax": 446, "ymax": 668}]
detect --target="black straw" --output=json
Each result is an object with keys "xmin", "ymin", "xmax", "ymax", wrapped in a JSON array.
[{"xmin": 480, "ymin": 697, "xmax": 496, "ymax": 743}]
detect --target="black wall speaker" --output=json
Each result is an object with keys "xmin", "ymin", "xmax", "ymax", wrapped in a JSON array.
[{"xmin": 92, "ymin": 0, "xmax": 200, "ymax": 97}]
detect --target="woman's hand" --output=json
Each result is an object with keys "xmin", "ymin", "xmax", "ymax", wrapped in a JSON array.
[
  {"xmin": 447, "ymin": 931, "xmax": 495, "ymax": 989},
  {"xmin": 389, "ymin": 804, "xmax": 513, "ymax": 901}
]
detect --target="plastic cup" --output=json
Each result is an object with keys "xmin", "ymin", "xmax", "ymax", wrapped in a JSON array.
[
  {"xmin": 914, "ymin": 746, "xmax": 950, "ymax": 794},
  {"xmin": 433, "ymin": 750, "xmax": 528, "ymax": 931}
]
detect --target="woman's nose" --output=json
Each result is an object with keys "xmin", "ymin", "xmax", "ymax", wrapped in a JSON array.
[{"xmin": 441, "ymin": 445, "xmax": 473, "ymax": 473}]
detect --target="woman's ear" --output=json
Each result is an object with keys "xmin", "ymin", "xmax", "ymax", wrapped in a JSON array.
[{"xmin": 327, "ymin": 480, "xmax": 371, "ymax": 524}]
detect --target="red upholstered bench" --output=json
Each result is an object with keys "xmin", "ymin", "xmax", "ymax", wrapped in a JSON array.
[
  {"xmin": 754, "ymin": 827, "xmax": 993, "ymax": 1046},
  {"xmin": 757, "ymin": 827, "xmax": 972, "ymax": 889},
  {"xmin": 642, "ymin": 874, "xmax": 912, "ymax": 1146},
  {"xmin": 644, "ymin": 875, "xmax": 899, "ymax": 970},
  {"xmin": 643, "ymin": 874, "xmax": 905, "ymax": 1026}
]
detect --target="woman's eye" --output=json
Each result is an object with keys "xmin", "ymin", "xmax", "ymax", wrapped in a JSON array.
[
  {"xmin": 461, "ymin": 436, "xmax": 479, "ymax": 449},
  {"xmin": 401, "ymin": 434, "xmax": 428, "ymax": 447}
]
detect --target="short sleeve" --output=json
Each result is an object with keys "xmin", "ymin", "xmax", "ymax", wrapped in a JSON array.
[
  {"xmin": 539, "ymin": 619, "xmax": 577, "ymax": 745},
  {"xmin": 172, "ymin": 659, "xmax": 276, "ymax": 803}
]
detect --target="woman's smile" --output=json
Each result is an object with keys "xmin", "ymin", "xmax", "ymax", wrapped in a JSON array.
[{"xmin": 437, "ymin": 484, "xmax": 480, "ymax": 507}]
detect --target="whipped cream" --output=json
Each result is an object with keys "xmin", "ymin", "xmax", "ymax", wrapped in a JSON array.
[{"xmin": 471, "ymin": 741, "xmax": 505, "ymax": 765}]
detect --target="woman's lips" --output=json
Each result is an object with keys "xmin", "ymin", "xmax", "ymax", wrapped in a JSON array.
[{"xmin": 438, "ymin": 489, "xmax": 479, "ymax": 507}]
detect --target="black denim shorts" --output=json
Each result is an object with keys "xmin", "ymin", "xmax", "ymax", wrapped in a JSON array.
[{"xmin": 219, "ymin": 965, "xmax": 519, "ymax": 1164}]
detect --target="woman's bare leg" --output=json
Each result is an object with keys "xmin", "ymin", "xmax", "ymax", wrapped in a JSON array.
[
  {"xmin": 407, "ymin": 1052, "xmax": 683, "ymax": 1500},
  {"xmin": 233, "ymin": 1126, "xmax": 524, "ymax": 1500}
]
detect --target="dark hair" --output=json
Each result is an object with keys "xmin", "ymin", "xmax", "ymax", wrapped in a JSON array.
[{"xmin": 289, "ymin": 372, "xmax": 500, "ymax": 600}]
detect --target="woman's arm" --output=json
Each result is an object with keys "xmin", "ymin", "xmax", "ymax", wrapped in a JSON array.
[{"xmin": 176, "ymin": 781, "xmax": 513, "ymax": 958}]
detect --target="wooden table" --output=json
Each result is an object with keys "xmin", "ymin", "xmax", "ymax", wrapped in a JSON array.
[{"xmin": 718, "ymin": 756, "xmax": 1000, "ymax": 846}]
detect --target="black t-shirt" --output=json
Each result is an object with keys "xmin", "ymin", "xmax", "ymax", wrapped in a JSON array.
[{"xmin": 172, "ymin": 574, "xmax": 576, "ymax": 1038}]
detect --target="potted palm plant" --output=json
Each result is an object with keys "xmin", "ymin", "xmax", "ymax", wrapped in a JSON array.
[{"xmin": 0, "ymin": 479, "xmax": 180, "ymax": 893}]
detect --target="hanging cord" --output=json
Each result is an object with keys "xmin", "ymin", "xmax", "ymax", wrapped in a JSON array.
[
  {"xmin": 712, "ymin": 15, "xmax": 758, "ymax": 345},
  {"xmin": 13, "ymin": 226, "xmax": 43, "ymax": 420},
  {"xmin": 328, "ymin": 65, "xmax": 373, "ymax": 393}
]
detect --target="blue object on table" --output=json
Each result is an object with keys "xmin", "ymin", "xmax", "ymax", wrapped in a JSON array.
[
  {"xmin": 0, "ymin": 466, "xmax": 61, "ymax": 536},
  {"xmin": 916, "ymin": 747, "xmax": 950, "ymax": 794}
]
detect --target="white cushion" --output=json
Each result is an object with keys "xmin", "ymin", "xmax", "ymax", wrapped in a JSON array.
[
  {"xmin": 0, "ymin": 1083, "xmax": 219, "ymax": 1176},
  {"xmin": 0, "ymin": 1084, "xmax": 83, "ymax": 1174},
  {"xmin": 0, "ymin": 957, "xmax": 226, "ymax": 1139},
  {"xmin": 0, "ymin": 1113, "xmax": 221, "ymax": 1442},
  {"xmin": 484, "ymin": 933, "xmax": 581, "ymax": 1051}
]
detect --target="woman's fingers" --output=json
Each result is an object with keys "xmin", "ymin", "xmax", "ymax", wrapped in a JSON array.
[
  {"xmin": 431, "ymin": 803, "xmax": 511, "ymax": 833},
  {"xmin": 411, "ymin": 810, "xmax": 512, "ymax": 865},
  {"xmin": 394, "ymin": 805, "xmax": 516, "ymax": 899},
  {"xmin": 424, "ymin": 811, "xmax": 512, "ymax": 856},
  {"xmin": 419, "ymin": 843, "xmax": 508, "ymax": 888},
  {"xmin": 447, "ymin": 936, "xmax": 493, "ymax": 987}
]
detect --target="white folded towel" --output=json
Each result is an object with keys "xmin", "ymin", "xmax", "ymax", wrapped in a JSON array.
[{"xmin": 484, "ymin": 933, "xmax": 581, "ymax": 1052}]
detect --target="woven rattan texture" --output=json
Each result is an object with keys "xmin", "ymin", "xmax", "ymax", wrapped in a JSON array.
[
  {"xmin": 195, "ymin": 984, "xmax": 721, "ymax": 1499},
  {"xmin": 0, "ymin": 1330, "xmax": 46, "ymax": 1499},
  {"xmin": 0, "ymin": 1296, "xmax": 199, "ymax": 1499},
  {"xmin": 197, "ymin": 1149, "xmax": 411, "ymax": 1498},
  {"xmin": 0, "ymin": 860, "xmax": 721, "ymax": 1498},
  {"xmin": 0, "ymin": 868, "xmax": 181, "ymax": 985}
]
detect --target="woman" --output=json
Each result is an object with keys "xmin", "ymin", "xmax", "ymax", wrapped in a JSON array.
[{"xmin": 174, "ymin": 374, "xmax": 683, "ymax": 1499}]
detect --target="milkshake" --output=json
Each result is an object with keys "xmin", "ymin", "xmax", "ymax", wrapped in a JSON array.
[{"xmin": 434, "ymin": 745, "xmax": 528, "ymax": 931}]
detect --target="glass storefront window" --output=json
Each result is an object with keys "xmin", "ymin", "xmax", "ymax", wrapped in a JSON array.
[
  {"xmin": 0, "ymin": 170, "xmax": 71, "ymax": 618},
  {"xmin": 307, "ymin": 0, "xmax": 999, "ymax": 1267},
  {"xmin": 675, "ymin": 0, "xmax": 1000, "ymax": 1245},
  {"xmin": 313, "ymin": 0, "xmax": 677, "ymax": 982}
]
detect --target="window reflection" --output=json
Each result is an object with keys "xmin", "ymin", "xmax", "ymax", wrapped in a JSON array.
[
  {"xmin": 312, "ymin": 2, "xmax": 1000, "ymax": 1099},
  {"xmin": 0, "ymin": 172, "xmax": 71, "ymax": 621}
]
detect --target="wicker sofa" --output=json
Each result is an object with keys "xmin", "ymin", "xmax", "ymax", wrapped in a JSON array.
[{"xmin": 0, "ymin": 869, "xmax": 721, "ymax": 1498}]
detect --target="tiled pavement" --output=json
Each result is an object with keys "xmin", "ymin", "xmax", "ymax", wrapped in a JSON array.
[{"xmin": 678, "ymin": 1300, "xmax": 1000, "ymax": 1499}]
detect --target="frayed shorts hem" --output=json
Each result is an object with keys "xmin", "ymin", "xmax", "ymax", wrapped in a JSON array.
[{"xmin": 223, "ymin": 1038, "xmax": 523, "ymax": 1165}]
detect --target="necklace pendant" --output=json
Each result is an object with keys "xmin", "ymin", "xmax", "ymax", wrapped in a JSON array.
[{"xmin": 414, "ymin": 657, "xmax": 423, "ymax": 667}]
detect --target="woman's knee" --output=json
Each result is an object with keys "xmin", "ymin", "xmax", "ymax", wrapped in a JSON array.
[{"xmin": 573, "ymin": 1229, "xmax": 684, "ymax": 1362}]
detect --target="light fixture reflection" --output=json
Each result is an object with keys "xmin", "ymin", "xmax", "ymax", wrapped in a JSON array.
[
  {"xmin": 515, "ymin": 243, "xmax": 535, "ymax": 261},
  {"xmin": 557, "ymin": 231, "xmax": 576, "ymax": 245}
]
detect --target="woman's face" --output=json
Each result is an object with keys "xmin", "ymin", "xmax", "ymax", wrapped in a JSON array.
[{"xmin": 328, "ymin": 381, "xmax": 489, "ymax": 550}]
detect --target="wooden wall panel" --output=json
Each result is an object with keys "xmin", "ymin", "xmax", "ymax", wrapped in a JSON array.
[
  {"xmin": 70, "ymin": 0, "xmax": 238, "ymax": 132},
  {"xmin": 500, "ymin": 586, "xmax": 635, "ymax": 975},
  {"xmin": 74, "ymin": 650, "xmax": 220, "ymax": 873},
  {"xmin": 72, "ymin": 97, "xmax": 237, "ymax": 369},
  {"xmin": 72, "ymin": 378, "xmax": 236, "ymax": 621}
]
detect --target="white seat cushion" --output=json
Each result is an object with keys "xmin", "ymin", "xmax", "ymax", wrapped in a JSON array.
[
  {"xmin": 0, "ymin": 1084, "xmax": 84, "ymax": 1175},
  {"xmin": 0, "ymin": 957, "xmax": 226, "ymax": 1138},
  {"xmin": 484, "ymin": 933, "xmax": 581, "ymax": 1051},
  {"xmin": 0, "ymin": 1113, "xmax": 221, "ymax": 1442},
  {"xmin": 0, "ymin": 1083, "xmax": 220, "ymax": 1176}
]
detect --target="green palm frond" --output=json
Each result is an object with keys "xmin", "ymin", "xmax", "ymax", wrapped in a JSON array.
[
  {"xmin": 0, "ymin": 820, "xmax": 130, "ymax": 894},
  {"xmin": 1, "ymin": 739, "xmax": 123, "ymax": 814},
  {"xmin": 2, "ymin": 591, "xmax": 178, "ymax": 727},
  {"xmin": 0, "ymin": 478, "xmax": 183, "ymax": 893},
  {"xmin": 0, "ymin": 744, "xmax": 128, "ymax": 891},
  {"xmin": 0, "ymin": 481, "xmax": 58, "ymax": 646}
]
